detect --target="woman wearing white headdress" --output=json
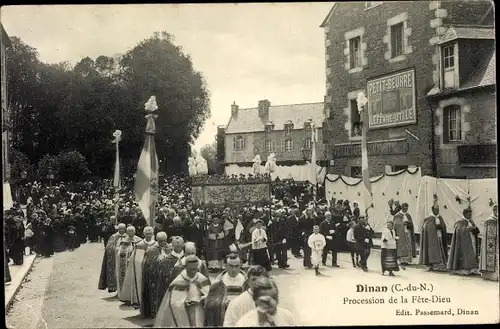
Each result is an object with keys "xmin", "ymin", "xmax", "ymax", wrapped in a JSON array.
[{"xmin": 480, "ymin": 203, "xmax": 498, "ymax": 281}]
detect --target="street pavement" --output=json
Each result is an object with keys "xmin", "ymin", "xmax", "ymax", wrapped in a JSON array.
[{"xmin": 5, "ymin": 242, "xmax": 499, "ymax": 328}]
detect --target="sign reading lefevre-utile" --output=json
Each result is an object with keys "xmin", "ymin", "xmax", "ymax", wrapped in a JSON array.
[{"xmin": 367, "ymin": 69, "xmax": 417, "ymax": 129}]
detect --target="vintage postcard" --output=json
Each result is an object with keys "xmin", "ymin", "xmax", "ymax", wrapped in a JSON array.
[{"xmin": 2, "ymin": 2, "xmax": 498, "ymax": 328}]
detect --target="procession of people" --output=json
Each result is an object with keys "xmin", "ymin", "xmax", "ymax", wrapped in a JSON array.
[{"xmin": 4, "ymin": 172, "xmax": 498, "ymax": 326}]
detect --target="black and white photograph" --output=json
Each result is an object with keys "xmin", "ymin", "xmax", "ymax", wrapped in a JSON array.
[{"xmin": 2, "ymin": 1, "xmax": 498, "ymax": 327}]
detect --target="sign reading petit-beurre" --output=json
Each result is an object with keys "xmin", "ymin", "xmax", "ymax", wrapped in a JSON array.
[{"xmin": 367, "ymin": 69, "xmax": 417, "ymax": 129}]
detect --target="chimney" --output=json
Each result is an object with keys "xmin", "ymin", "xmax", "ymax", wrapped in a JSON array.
[
  {"xmin": 258, "ymin": 99, "xmax": 271, "ymax": 118},
  {"xmin": 231, "ymin": 101, "xmax": 239, "ymax": 117}
]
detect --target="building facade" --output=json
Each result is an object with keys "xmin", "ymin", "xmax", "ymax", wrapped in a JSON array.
[
  {"xmin": 1, "ymin": 24, "xmax": 11, "ymax": 182},
  {"xmin": 321, "ymin": 1, "xmax": 495, "ymax": 178},
  {"xmin": 223, "ymin": 100, "xmax": 326, "ymax": 167}
]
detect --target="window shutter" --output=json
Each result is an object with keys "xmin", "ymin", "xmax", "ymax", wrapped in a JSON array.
[
  {"xmin": 233, "ymin": 137, "xmax": 236, "ymax": 150},
  {"xmin": 243, "ymin": 136, "xmax": 247, "ymax": 150},
  {"xmin": 291, "ymin": 139, "xmax": 294, "ymax": 150},
  {"xmin": 280, "ymin": 139, "xmax": 285, "ymax": 152},
  {"xmin": 272, "ymin": 140, "xmax": 276, "ymax": 152},
  {"xmin": 442, "ymin": 107, "xmax": 450, "ymax": 143}
]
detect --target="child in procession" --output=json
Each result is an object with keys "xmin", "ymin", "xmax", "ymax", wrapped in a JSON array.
[
  {"xmin": 346, "ymin": 221, "xmax": 359, "ymax": 267},
  {"xmin": 380, "ymin": 221, "xmax": 400, "ymax": 276},
  {"xmin": 308, "ymin": 225, "xmax": 326, "ymax": 276}
]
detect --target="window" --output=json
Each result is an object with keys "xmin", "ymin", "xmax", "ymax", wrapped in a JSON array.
[
  {"xmin": 443, "ymin": 105, "xmax": 462, "ymax": 143},
  {"xmin": 365, "ymin": 2, "xmax": 382, "ymax": 9},
  {"xmin": 350, "ymin": 99, "xmax": 362, "ymax": 136},
  {"xmin": 351, "ymin": 166, "xmax": 362, "ymax": 178},
  {"xmin": 265, "ymin": 123, "xmax": 274, "ymax": 134},
  {"xmin": 304, "ymin": 137, "xmax": 312, "ymax": 150},
  {"xmin": 233, "ymin": 135, "xmax": 246, "ymax": 151},
  {"xmin": 349, "ymin": 37, "xmax": 361, "ymax": 68},
  {"xmin": 285, "ymin": 139, "xmax": 293, "ymax": 152},
  {"xmin": 442, "ymin": 43, "xmax": 457, "ymax": 88},
  {"xmin": 442, "ymin": 44, "xmax": 455, "ymax": 69},
  {"xmin": 265, "ymin": 140, "xmax": 276, "ymax": 153},
  {"xmin": 284, "ymin": 124, "xmax": 293, "ymax": 135},
  {"xmin": 390, "ymin": 22, "xmax": 404, "ymax": 57}
]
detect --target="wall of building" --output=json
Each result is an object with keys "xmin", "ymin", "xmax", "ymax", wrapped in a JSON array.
[
  {"xmin": 323, "ymin": 1, "xmax": 437, "ymax": 177},
  {"xmin": 225, "ymin": 128, "xmax": 325, "ymax": 164},
  {"xmin": 433, "ymin": 87, "xmax": 497, "ymax": 179}
]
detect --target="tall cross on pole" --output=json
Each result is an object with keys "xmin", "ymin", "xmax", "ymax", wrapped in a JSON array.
[{"xmin": 112, "ymin": 129, "xmax": 122, "ymax": 221}]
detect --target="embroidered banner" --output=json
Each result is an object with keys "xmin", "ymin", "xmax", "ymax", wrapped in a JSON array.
[{"xmin": 191, "ymin": 183, "xmax": 271, "ymax": 206}]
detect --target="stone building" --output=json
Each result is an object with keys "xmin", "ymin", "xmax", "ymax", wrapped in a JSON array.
[
  {"xmin": 1, "ymin": 23, "xmax": 11, "ymax": 182},
  {"xmin": 320, "ymin": 1, "xmax": 495, "ymax": 178},
  {"xmin": 223, "ymin": 100, "xmax": 326, "ymax": 168}
]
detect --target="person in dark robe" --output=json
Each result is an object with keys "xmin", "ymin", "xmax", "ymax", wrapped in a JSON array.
[
  {"xmin": 286, "ymin": 207, "xmax": 301, "ymax": 258},
  {"xmin": 38, "ymin": 213, "xmax": 54, "ymax": 258},
  {"xmin": 87, "ymin": 207, "xmax": 98, "ymax": 242},
  {"xmin": 119, "ymin": 207, "xmax": 134, "ymax": 227},
  {"xmin": 154, "ymin": 255, "xmax": 211, "ymax": 328},
  {"xmin": 8, "ymin": 216, "xmax": 25, "ymax": 265},
  {"xmin": 74, "ymin": 208, "xmax": 87, "ymax": 245},
  {"xmin": 51, "ymin": 214, "xmax": 68, "ymax": 252},
  {"xmin": 101, "ymin": 217, "xmax": 116, "ymax": 247},
  {"xmin": 98, "ymin": 222, "xmax": 126, "ymax": 293},
  {"xmin": 447, "ymin": 207, "xmax": 480, "ymax": 276},
  {"xmin": 4, "ymin": 242, "xmax": 11, "ymax": 283},
  {"xmin": 274, "ymin": 210, "xmax": 290, "ymax": 269},
  {"xmin": 419, "ymin": 203, "xmax": 448, "ymax": 272},
  {"xmin": 141, "ymin": 231, "xmax": 171, "ymax": 319},
  {"xmin": 298, "ymin": 207, "xmax": 316, "ymax": 268},
  {"xmin": 185, "ymin": 215, "xmax": 206, "ymax": 260},
  {"xmin": 206, "ymin": 216, "xmax": 227, "ymax": 272},
  {"xmin": 480, "ymin": 204, "xmax": 498, "ymax": 281},
  {"xmin": 319, "ymin": 211, "xmax": 340, "ymax": 267},
  {"xmin": 65, "ymin": 222, "xmax": 78, "ymax": 251},
  {"xmin": 166, "ymin": 216, "xmax": 185, "ymax": 240},
  {"xmin": 204, "ymin": 253, "xmax": 248, "ymax": 327},
  {"xmin": 353, "ymin": 216, "xmax": 374, "ymax": 272}
]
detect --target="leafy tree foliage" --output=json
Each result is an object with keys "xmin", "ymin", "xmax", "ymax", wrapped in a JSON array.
[
  {"xmin": 6, "ymin": 31, "xmax": 210, "ymax": 180},
  {"xmin": 200, "ymin": 142, "xmax": 218, "ymax": 174}
]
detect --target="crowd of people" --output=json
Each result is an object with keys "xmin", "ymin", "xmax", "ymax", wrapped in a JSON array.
[{"xmin": 4, "ymin": 172, "xmax": 498, "ymax": 326}]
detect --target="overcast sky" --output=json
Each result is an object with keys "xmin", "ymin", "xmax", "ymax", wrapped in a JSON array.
[{"xmin": 1, "ymin": 3, "xmax": 332, "ymax": 150}]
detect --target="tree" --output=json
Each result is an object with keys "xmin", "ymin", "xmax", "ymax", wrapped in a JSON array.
[
  {"xmin": 7, "ymin": 31, "xmax": 211, "ymax": 178},
  {"xmin": 9, "ymin": 149, "xmax": 33, "ymax": 183},
  {"xmin": 119, "ymin": 31, "xmax": 211, "ymax": 174},
  {"xmin": 56, "ymin": 151, "xmax": 91, "ymax": 181},
  {"xmin": 36, "ymin": 154, "xmax": 59, "ymax": 179},
  {"xmin": 200, "ymin": 142, "xmax": 218, "ymax": 174}
]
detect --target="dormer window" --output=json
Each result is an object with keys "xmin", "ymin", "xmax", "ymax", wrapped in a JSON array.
[
  {"xmin": 284, "ymin": 121, "xmax": 294, "ymax": 135},
  {"xmin": 304, "ymin": 120, "xmax": 312, "ymax": 132},
  {"xmin": 265, "ymin": 122, "xmax": 274, "ymax": 134},
  {"xmin": 442, "ymin": 42, "xmax": 458, "ymax": 88}
]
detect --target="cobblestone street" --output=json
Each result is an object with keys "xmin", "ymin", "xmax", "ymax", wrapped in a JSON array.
[{"xmin": 6, "ymin": 243, "xmax": 498, "ymax": 328}]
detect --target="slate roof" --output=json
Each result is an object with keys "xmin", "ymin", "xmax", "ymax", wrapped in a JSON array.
[
  {"xmin": 225, "ymin": 102, "xmax": 325, "ymax": 134},
  {"xmin": 438, "ymin": 26, "xmax": 495, "ymax": 44},
  {"xmin": 461, "ymin": 50, "xmax": 496, "ymax": 90}
]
